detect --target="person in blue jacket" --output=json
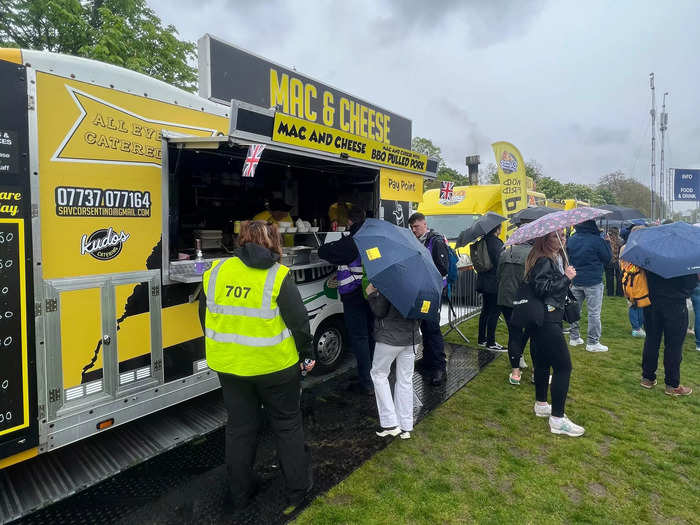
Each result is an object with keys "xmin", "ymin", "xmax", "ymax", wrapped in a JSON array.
[{"xmin": 566, "ymin": 220, "xmax": 613, "ymax": 352}]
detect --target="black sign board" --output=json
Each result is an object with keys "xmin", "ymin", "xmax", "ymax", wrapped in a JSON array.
[
  {"xmin": 381, "ymin": 199, "xmax": 411, "ymax": 229},
  {"xmin": 0, "ymin": 188, "xmax": 26, "ymax": 436},
  {"xmin": 0, "ymin": 130, "xmax": 18, "ymax": 175},
  {"xmin": 199, "ymin": 34, "xmax": 412, "ymax": 149}
]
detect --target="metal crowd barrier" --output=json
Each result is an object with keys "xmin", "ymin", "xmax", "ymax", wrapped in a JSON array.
[{"xmin": 443, "ymin": 266, "xmax": 482, "ymax": 343}]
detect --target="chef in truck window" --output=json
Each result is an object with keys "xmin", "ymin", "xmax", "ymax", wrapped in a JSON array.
[
  {"xmin": 254, "ymin": 197, "xmax": 294, "ymax": 247},
  {"xmin": 318, "ymin": 207, "xmax": 375, "ymax": 394}
]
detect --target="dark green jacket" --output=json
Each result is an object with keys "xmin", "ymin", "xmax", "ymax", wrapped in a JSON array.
[{"xmin": 497, "ymin": 243, "xmax": 532, "ymax": 307}]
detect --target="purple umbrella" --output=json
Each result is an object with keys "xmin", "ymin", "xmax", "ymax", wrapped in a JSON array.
[{"xmin": 505, "ymin": 207, "xmax": 612, "ymax": 248}]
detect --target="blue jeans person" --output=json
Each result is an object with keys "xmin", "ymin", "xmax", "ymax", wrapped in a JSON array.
[
  {"xmin": 692, "ymin": 284, "xmax": 700, "ymax": 348},
  {"xmin": 569, "ymin": 282, "xmax": 604, "ymax": 345},
  {"xmin": 342, "ymin": 299, "xmax": 375, "ymax": 389},
  {"xmin": 629, "ymin": 306, "xmax": 644, "ymax": 331}
]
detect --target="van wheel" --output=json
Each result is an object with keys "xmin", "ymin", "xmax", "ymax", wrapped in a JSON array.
[{"xmin": 311, "ymin": 317, "xmax": 346, "ymax": 374}]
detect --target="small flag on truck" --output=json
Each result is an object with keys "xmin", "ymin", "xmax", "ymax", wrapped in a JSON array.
[
  {"xmin": 440, "ymin": 180, "xmax": 454, "ymax": 200},
  {"xmin": 242, "ymin": 144, "xmax": 266, "ymax": 178}
]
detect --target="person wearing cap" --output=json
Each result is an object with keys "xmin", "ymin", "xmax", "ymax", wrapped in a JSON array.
[{"xmin": 254, "ymin": 198, "xmax": 294, "ymax": 247}]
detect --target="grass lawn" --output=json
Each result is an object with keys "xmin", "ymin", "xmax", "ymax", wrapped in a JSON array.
[{"xmin": 296, "ymin": 297, "xmax": 699, "ymax": 524}]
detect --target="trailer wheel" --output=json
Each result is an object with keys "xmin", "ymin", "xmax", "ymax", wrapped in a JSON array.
[{"xmin": 311, "ymin": 317, "xmax": 346, "ymax": 374}]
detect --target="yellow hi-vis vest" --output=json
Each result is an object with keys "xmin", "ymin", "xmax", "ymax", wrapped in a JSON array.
[{"xmin": 202, "ymin": 257, "xmax": 299, "ymax": 376}]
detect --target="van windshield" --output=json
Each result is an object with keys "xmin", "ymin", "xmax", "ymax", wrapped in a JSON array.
[{"xmin": 425, "ymin": 214, "xmax": 482, "ymax": 240}]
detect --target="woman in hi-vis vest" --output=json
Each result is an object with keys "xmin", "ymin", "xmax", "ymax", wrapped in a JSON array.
[{"xmin": 199, "ymin": 221, "xmax": 315, "ymax": 510}]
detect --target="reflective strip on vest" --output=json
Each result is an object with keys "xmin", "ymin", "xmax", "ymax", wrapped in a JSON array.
[
  {"xmin": 337, "ymin": 258, "xmax": 363, "ymax": 295},
  {"xmin": 206, "ymin": 260, "xmax": 280, "ymax": 319},
  {"xmin": 205, "ymin": 327, "xmax": 292, "ymax": 346}
]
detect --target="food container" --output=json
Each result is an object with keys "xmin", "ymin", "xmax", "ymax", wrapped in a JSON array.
[
  {"xmin": 287, "ymin": 227, "xmax": 298, "ymax": 233},
  {"xmin": 309, "ymin": 227, "xmax": 319, "ymax": 232},
  {"xmin": 282, "ymin": 246, "xmax": 312, "ymax": 266},
  {"xmin": 337, "ymin": 226, "xmax": 346, "ymax": 232},
  {"xmin": 278, "ymin": 221, "xmax": 292, "ymax": 229}
]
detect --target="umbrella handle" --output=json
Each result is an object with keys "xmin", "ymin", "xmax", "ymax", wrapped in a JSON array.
[{"xmin": 556, "ymin": 231, "xmax": 570, "ymax": 267}]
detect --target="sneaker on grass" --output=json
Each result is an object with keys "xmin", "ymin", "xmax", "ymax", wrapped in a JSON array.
[
  {"xmin": 586, "ymin": 342, "xmax": 609, "ymax": 353},
  {"xmin": 569, "ymin": 337, "xmax": 584, "ymax": 347},
  {"xmin": 631, "ymin": 329, "xmax": 646, "ymax": 338},
  {"xmin": 549, "ymin": 415, "xmax": 585, "ymax": 437},
  {"xmin": 487, "ymin": 342, "xmax": 506, "ymax": 352},
  {"xmin": 664, "ymin": 385, "xmax": 692, "ymax": 397},
  {"xmin": 375, "ymin": 427, "xmax": 401, "ymax": 437},
  {"xmin": 534, "ymin": 402, "xmax": 551, "ymax": 418},
  {"xmin": 508, "ymin": 373, "xmax": 521, "ymax": 385},
  {"xmin": 399, "ymin": 431, "xmax": 411, "ymax": 440},
  {"xmin": 640, "ymin": 377, "xmax": 657, "ymax": 389}
]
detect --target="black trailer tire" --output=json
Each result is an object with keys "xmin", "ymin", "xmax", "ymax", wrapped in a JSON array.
[{"xmin": 310, "ymin": 317, "xmax": 346, "ymax": 374}]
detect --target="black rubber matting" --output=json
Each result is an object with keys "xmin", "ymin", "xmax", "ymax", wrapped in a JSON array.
[{"xmin": 13, "ymin": 344, "xmax": 497, "ymax": 525}]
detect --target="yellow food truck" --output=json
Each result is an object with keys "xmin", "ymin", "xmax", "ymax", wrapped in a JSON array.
[{"xmin": 0, "ymin": 36, "xmax": 436, "ymax": 521}]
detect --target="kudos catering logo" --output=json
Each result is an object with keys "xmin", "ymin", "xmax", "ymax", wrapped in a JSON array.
[
  {"xmin": 80, "ymin": 227, "xmax": 130, "ymax": 261},
  {"xmin": 500, "ymin": 151, "xmax": 518, "ymax": 174}
]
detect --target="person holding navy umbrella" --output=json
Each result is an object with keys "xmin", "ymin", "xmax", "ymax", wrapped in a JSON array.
[{"xmin": 622, "ymin": 222, "xmax": 700, "ymax": 396}]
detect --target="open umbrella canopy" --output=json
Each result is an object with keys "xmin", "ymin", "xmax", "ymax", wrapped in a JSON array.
[
  {"xmin": 505, "ymin": 207, "xmax": 611, "ymax": 246},
  {"xmin": 510, "ymin": 206, "xmax": 559, "ymax": 226},
  {"xmin": 599, "ymin": 205, "xmax": 646, "ymax": 221},
  {"xmin": 620, "ymin": 222, "xmax": 700, "ymax": 278},
  {"xmin": 353, "ymin": 219, "xmax": 443, "ymax": 319},
  {"xmin": 456, "ymin": 211, "xmax": 506, "ymax": 247}
]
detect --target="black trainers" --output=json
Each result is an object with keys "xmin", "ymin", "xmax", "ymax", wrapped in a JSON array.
[{"xmin": 375, "ymin": 426, "xmax": 401, "ymax": 437}]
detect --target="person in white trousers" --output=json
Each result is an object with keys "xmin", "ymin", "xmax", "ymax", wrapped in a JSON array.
[{"xmin": 366, "ymin": 283, "xmax": 420, "ymax": 440}]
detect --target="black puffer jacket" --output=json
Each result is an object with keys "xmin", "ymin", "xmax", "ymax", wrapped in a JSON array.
[
  {"xmin": 367, "ymin": 291, "xmax": 420, "ymax": 346},
  {"xmin": 527, "ymin": 256, "xmax": 571, "ymax": 310},
  {"xmin": 497, "ymin": 243, "xmax": 532, "ymax": 307},
  {"xmin": 476, "ymin": 234, "xmax": 504, "ymax": 294}
]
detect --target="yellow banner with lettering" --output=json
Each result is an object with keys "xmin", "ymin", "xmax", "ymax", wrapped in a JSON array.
[
  {"xmin": 379, "ymin": 168, "xmax": 423, "ymax": 202},
  {"xmin": 492, "ymin": 141, "xmax": 528, "ymax": 238},
  {"xmin": 272, "ymin": 113, "xmax": 427, "ymax": 173}
]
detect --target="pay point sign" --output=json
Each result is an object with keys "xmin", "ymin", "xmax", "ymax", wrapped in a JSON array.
[{"xmin": 674, "ymin": 169, "xmax": 700, "ymax": 201}]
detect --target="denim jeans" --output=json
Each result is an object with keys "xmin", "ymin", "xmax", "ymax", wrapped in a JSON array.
[
  {"xmin": 629, "ymin": 306, "xmax": 644, "ymax": 331},
  {"xmin": 692, "ymin": 284, "xmax": 700, "ymax": 347},
  {"xmin": 569, "ymin": 282, "xmax": 604, "ymax": 345}
]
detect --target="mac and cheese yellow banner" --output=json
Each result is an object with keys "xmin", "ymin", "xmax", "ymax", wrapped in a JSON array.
[
  {"xmin": 492, "ymin": 141, "xmax": 528, "ymax": 238},
  {"xmin": 379, "ymin": 168, "xmax": 423, "ymax": 202},
  {"xmin": 272, "ymin": 113, "xmax": 428, "ymax": 173}
]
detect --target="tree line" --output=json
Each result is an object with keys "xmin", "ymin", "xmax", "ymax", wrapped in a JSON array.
[{"xmin": 412, "ymin": 136, "xmax": 667, "ymax": 217}]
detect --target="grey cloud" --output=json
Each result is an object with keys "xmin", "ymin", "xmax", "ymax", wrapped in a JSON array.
[{"xmin": 569, "ymin": 124, "xmax": 630, "ymax": 147}]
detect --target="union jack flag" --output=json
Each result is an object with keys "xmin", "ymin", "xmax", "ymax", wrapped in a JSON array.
[
  {"xmin": 440, "ymin": 180, "xmax": 454, "ymax": 200},
  {"xmin": 242, "ymin": 144, "xmax": 266, "ymax": 178}
]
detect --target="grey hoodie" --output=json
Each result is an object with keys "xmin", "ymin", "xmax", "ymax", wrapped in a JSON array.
[{"xmin": 367, "ymin": 291, "xmax": 420, "ymax": 347}]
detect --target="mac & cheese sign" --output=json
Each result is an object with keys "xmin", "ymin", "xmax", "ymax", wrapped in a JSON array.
[{"xmin": 198, "ymin": 34, "xmax": 412, "ymax": 149}]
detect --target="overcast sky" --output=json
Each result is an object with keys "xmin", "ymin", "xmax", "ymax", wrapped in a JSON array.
[{"xmin": 150, "ymin": 0, "xmax": 699, "ymax": 211}]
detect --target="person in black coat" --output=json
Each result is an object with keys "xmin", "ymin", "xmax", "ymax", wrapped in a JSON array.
[
  {"xmin": 476, "ymin": 225, "xmax": 504, "ymax": 350},
  {"xmin": 526, "ymin": 231, "xmax": 584, "ymax": 437}
]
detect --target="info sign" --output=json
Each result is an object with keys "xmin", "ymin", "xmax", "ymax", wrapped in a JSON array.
[
  {"xmin": 198, "ymin": 34, "xmax": 413, "ymax": 149},
  {"xmin": 673, "ymin": 169, "xmax": 700, "ymax": 201}
]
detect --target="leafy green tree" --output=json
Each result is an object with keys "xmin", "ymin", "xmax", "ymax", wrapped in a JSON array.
[
  {"xmin": 411, "ymin": 137, "xmax": 445, "ymax": 168},
  {"xmin": 0, "ymin": 0, "xmax": 197, "ymax": 91}
]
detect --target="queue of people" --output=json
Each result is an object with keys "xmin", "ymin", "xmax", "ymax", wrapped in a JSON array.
[{"xmin": 197, "ymin": 210, "xmax": 697, "ymax": 510}]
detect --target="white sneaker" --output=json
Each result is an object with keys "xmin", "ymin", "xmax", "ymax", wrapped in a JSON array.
[
  {"xmin": 519, "ymin": 356, "xmax": 528, "ymax": 369},
  {"xmin": 549, "ymin": 415, "xmax": 585, "ymax": 437},
  {"xmin": 586, "ymin": 343, "xmax": 609, "ymax": 353},
  {"xmin": 569, "ymin": 337, "xmax": 584, "ymax": 347},
  {"xmin": 399, "ymin": 431, "xmax": 411, "ymax": 440},
  {"xmin": 375, "ymin": 427, "xmax": 401, "ymax": 437},
  {"xmin": 534, "ymin": 402, "xmax": 552, "ymax": 418}
]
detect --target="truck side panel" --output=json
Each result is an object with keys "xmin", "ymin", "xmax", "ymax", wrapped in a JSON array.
[{"xmin": 0, "ymin": 59, "xmax": 39, "ymax": 459}]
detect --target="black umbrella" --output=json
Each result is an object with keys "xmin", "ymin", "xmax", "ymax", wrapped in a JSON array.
[
  {"xmin": 510, "ymin": 206, "xmax": 559, "ymax": 226},
  {"xmin": 456, "ymin": 211, "xmax": 506, "ymax": 247},
  {"xmin": 598, "ymin": 205, "xmax": 645, "ymax": 221}
]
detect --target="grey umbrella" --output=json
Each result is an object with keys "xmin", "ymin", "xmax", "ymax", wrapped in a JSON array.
[
  {"xmin": 456, "ymin": 211, "xmax": 506, "ymax": 247},
  {"xmin": 510, "ymin": 206, "xmax": 559, "ymax": 226}
]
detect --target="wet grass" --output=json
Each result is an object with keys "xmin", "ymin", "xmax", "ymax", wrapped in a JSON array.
[{"xmin": 296, "ymin": 297, "xmax": 700, "ymax": 524}]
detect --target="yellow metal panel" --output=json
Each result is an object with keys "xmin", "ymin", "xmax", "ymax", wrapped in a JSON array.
[
  {"xmin": 379, "ymin": 168, "xmax": 423, "ymax": 202},
  {"xmin": 0, "ymin": 48, "xmax": 22, "ymax": 65},
  {"xmin": 0, "ymin": 447, "xmax": 38, "ymax": 470}
]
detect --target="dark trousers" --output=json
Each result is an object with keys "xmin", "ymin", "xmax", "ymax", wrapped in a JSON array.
[
  {"xmin": 531, "ymin": 321, "xmax": 572, "ymax": 418},
  {"xmin": 343, "ymin": 299, "xmax": 375, "ymax": 388},
  {"xmin": 420, "ymin": 298, "xmax": 446, "ymax": 372},
  {"xmin": 501, "ymin": 306, "xmax": 532, "ymax": 369},
  {"xmin": 478, "ymin": 292, "xmax": 500, "ymax": 345},
  {"xmin": 605, "ymin": 264, "xmax": 623, "ymax": 297},
  {"xmin": 642, "ymin": 302, "xmax": 688, "ymax": 388},
  {"xmin": 218, "ymin": 366, "xmax": 311, "ymax": 502}
]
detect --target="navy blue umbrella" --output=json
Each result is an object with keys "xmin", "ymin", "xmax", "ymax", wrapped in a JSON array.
[
  {"xmin": 620, "ymin": 222, "xmax": 700, "ymax": 278},
  {"xmin": 354, "ymin": 219, "xmax": 443, "ymax": 320}
]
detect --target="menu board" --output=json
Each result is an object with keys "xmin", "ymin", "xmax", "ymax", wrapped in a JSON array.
[{"xmin": 0, "ymin": 215, "xmax": 28, "ymax": 437}]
